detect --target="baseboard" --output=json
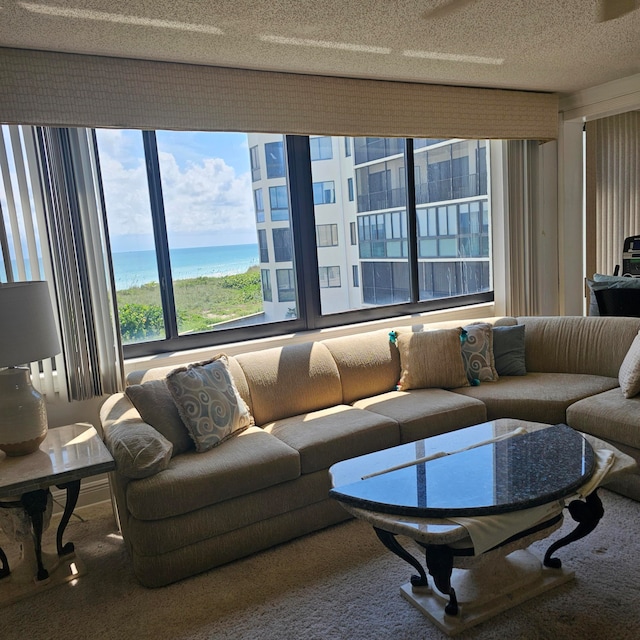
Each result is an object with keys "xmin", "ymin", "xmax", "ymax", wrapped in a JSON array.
[{"xmin": 50, "ymin": 473, "xmax": 112, "ymax": 516}]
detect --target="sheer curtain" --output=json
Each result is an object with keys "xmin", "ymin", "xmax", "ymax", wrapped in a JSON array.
[
  {"xmin": 0, "ymin": 124, "xmax": 123, "ymax": 401},
  {"xmin": 500, "ymin": 138, "xmax": 560, "ymax": 318}
]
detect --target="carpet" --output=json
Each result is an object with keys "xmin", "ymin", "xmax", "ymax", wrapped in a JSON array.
[{"xmin": 1, "ymin": 489, "xmax": 639, "ymax": 640}]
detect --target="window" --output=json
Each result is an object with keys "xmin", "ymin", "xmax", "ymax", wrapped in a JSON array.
[
  {"xmin": 89, "ymin": 131, "xmax": 492, "ymax": 356},
  {"xmin": 273, "ymin": 228, "xmax": 292, "ymax": 262},
  {"xmin": 269, "ymin": 185, "xmax": 289, "ymax": 221},
  {"xmin": 265, "ymin": 140, "xmax": 285, "ymax": 178},
  {"xmin": 313, "ymin": 180, "xmax": 336, "ymax": 205},
  {"xmin": 319, "ymin": 266, "xmax": 341, "ymax": 288},
  {"xmin": 352, "ymin": 264, "xmax": 360, "ymax": 287},
  {"xmin": 310, "ymin": 136, "xmax": 333, "ymax": 161},
  {"xmin": 254, "ymin": 189, "xmax": 264, "ymax": 223},
  {"xmin": 316, "ymin": 224, "xmax": 339, "ymax": 247},
  {"xmin": 258, "ymin": 229, "xmax": 269, "ymax": 263},
  {"xmin": 276, "ymin": 269, "xmax": 296, "ymax": 302},
  {"xmin": 261, "ymin": 269, "xmax": 272, "ymax": 302},
  {"xmin": 250, "ymin": 145, "xmax": 261, "ymax": 181}
]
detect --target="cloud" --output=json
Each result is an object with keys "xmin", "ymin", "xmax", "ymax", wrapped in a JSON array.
[{"xmin": 96, "ymin": 130, "xmax": 255, "ymax": 247}]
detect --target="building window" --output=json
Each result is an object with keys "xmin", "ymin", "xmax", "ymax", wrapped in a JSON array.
[
  {"xmin": 319, "ymin": 266, "xmax": 341, "ymax": 288},
  {"xmin": 345, "ymin": 137, "xmax": 352, "ymax": 157},
  {"xmin": 350, "ymin": 222, "xmax": 357, "ymax": 245},
  {"xmin": 316, "ymin": 224, "xmax": 339, "ymax": 247},
  {"xmin": 273, "ymin": 227, "xmax": 292, "ymax": 262},
  {"xmin": 310, "ymin": 136, "xmax": 333, "ymax": 161},
  {"xmin": 261, "ymin": 269, "xmax": 272, "ymax": 302},
  {"xmin": 352, "ymin": 264, "xmax": 359, "ymax": 287},
  {"xmin": 276, "ymin": 268, "xmax": 296, "ymax": 302},
  {"xmin": 265, "ymin": 140, "xmax": 285, "ymax": 178},
  {"xmin": 254, "ymin": 188, "xmax": 264, "ymax": 223},
  {"xmin": 347, "ymin": 177, "xmax": 354, "ymax": 202},
  {"xmin": 358, "ymin": 211, "xmax": 408, "ymax": 259},
  {"xmin": 313, "ymin": 180, "xmax": 336, "ymax": 205},
  {"xmin": 258, "ymin": 229, "xmax": 269, "ymax": 263},
  {"xmin": 269, "ymin": 185, "xmax": 289, "ymax": 221},
  {"xmin": 250, "ymin": 145, "xmax": 261, "ymax": 181}
]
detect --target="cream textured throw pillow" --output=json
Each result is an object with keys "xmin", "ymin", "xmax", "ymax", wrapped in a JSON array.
[
  {"xmin": 619, "ymin": 331, "xmax": 640, "ymax": 399},
  {"xmin": 396, "ymin": 328, "xmax": 469, "ymax": 391},
  {"xmin": 166, "ymin": 355, "xmax": 254, "ymax": 452}
]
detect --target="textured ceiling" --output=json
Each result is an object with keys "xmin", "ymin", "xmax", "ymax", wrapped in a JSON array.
[{"xmin": 1, "ymin": 0, "xmax": 639, "ymax": 96}]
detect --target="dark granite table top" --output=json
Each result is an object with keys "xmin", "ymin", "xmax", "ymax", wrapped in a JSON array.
[{"xmin": 329, "ymin": 422, "xmax": 595, "ymax": 517}]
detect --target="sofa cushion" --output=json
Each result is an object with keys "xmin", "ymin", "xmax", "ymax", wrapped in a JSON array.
[
  {"xmin": 262, "ymin": 405, "xmax": 400, "ymax": 474},
  {"xmin": 396, "ymin": 328, "xmax": 469, "ymax": 391},
  {"xmin": 125, "ymin": 426, "xmax": 300, "ymax": 520},
  {"xmin": 126, "ymin": 471, "xmax": 331, "ymax": 556},
  {"xmin": 492, "ymin": 325, "xmax": 527, "ymax": 376},
  {"xmin": 235, "ymin": 342, "xmax": 342, "ymax": 425},
  {"xmin": 452, "ymin": 372, "xmax": 620, "ymax": 424},
  {"xmin": 125, "ymin": 380, "xmax": 194, "ymax": 456},
  {"xmin": 321, "ymin": 330, "xmax": 400, "ymax": 404},
  {"xmin": 461, "ymin": 323, "xmax": 498, "ymax": 383},
  {"xmin": 105, "ymin": 419, "xmax": 173, "ymax": 479},
  {"xmin": 166, "ymin": 355, "xmax": 254, "ymax": 453},
  {"xmin": 352, "ymin": 388, "xmax": 487, "ymax": 443},
  {"xmin": 619, "ymin": 331, "xmax": 640, "ymax": 398},
  {"xmin": 567, "ymin": 387, "xmax": 640, "ymax": 449},
  {"xmin": 518, "ymin": 316, "xmax": 640, "ymax": 377}
]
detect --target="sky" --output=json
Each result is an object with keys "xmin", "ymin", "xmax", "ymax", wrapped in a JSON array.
[{"xmin": 95, "ymin": 129, "xmax": 258, "ymax": 253}]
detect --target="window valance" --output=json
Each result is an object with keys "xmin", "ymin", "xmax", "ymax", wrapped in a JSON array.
[{"xmin": 0, "ymin": 47, "xmax": 558, "ymax": 140}]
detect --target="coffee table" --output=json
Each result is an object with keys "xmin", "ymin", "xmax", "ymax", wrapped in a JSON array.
[{"xmin": 329, "ymin": 419, "xmax": 636, "ymax": 635}]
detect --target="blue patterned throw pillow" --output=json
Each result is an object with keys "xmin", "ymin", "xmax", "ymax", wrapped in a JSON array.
[
  {"xmin": 166, "ymin": 355, "xmax": 254, "ymax": 453},
  {"xmin": 461, "ymin": 323, "xmax": 498, "ymax": 383}
]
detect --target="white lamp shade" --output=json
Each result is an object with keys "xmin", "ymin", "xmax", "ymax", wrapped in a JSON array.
[{"xmin": 0, "ymin": 281, "xmax": 61, "ymax": 367}]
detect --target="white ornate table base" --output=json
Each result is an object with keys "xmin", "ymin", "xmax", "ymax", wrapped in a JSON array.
[{"xmin": 401, "ymin": 547, "xmax": 573, "ymax": 636}]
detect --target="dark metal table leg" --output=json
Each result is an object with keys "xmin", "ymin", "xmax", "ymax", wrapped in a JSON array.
[
  {"xmin": 0, "ymin": 546, "xmax": 9, "ymax": 579},
  {"xmin": 20, "ymin": 489, "xmax": 50, "ymax": 582},
  {"xmin": 373, "ymin": 527, "xmax": 429, "ymax": 587},
  {"xmin": 544, "ymin": 489, "xmax": 604, "ymax": 569},
  {"xmin": 55, "ymin": 480, "xmax": 80, "ymax": 557},
  {"xmin": 422, "ymin": 544, "xmax": 458, "ymax": 616}
]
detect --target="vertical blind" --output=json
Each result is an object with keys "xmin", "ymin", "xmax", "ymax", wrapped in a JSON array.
[
  {"xmin": 586, "ymin": 112, "xmax": 640, "ymax": 277},
  {"xmin": 0, "ymin": 124, "xmax": 123, "ymax": 401}
]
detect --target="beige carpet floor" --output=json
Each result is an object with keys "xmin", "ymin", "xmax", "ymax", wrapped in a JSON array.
[{"xmin": 1, "ymin": 488, "xmax": 639, "ymax": 640}]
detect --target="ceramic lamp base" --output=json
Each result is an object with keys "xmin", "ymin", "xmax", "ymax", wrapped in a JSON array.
[{"xmin": 0, "ymin": 367, "xmax": 48, "ymax": 457}]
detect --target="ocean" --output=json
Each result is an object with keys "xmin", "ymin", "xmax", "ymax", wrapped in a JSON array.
[{"xmin": 112, "ymin": 244, "xmax": 259, "ymax": 290}]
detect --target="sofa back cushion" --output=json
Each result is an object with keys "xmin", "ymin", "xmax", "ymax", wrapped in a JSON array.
[
  {"xmin": 321, "ymin": 330, "xmax": 400, "ymax": 404},
  {"xmin": 235, "ymin": 342, "xmax": 342, "ymax": 425},
  {"xmin": 518, "ymin": 316, "xmax": 640, "ymax": 377}
]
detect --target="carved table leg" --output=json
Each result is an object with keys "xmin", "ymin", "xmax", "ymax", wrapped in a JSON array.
[
  {"xmin": 0, "ymin": 546, "xmax": 9, "ymax": 579},
  {"xmin": 55, "ymin": 480, "xmax": 80, "ymax": 557},
  {"xmin": 544, "ymin": 489, "xmax": 604, "ymax": 569},
  {"xmin": 373, "ymin": 527, "xmax": 429, "ymax": 587},
  {"xmin": 20, "ymin": 489, "xmax": 51, "ymax": 582},
  {"xmin": 422, "ymin": 544, "xmax": 458, "ymax": 616}
]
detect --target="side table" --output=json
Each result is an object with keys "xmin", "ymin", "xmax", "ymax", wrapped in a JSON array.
[{"xmin": 0, "ymin": 422, "xmax": 115, "ymax": 605}]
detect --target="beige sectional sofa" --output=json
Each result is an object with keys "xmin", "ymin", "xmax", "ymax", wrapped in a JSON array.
[{"xmin": 100, "ymin": 314, "xmax": 640, "ymax": 587}]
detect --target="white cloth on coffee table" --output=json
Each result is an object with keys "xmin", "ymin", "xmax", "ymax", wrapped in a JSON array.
[{"xmin": 448, "ymin": 448, "xmax": 615, "ymax": 555}]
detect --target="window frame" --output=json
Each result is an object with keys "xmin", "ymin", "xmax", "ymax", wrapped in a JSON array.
[{"xmin": 112, "ymin": 133, "xmax": 492, "ymax": 358}]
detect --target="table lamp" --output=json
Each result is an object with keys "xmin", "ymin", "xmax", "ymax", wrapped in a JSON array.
[{"xmin": 0, "ymin": 281, "xmax": 61, "ymax": 456}]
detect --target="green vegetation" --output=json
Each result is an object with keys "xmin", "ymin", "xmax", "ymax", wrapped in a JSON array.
[{"xmin": 117, "ymin": 266, "xmax": 262, "ymax": 342}]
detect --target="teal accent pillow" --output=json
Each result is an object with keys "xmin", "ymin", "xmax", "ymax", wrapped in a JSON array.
[
  {"xmin": 166, "ymin": 355, "xmax": 254, "ymax": 453},
  {"xmin": 492, "ymin": 325, "xmax": 526, "ymax": 376},
  {"xmin": 587, "ymin": 274, "xmax": 640, "ymax": 316}
]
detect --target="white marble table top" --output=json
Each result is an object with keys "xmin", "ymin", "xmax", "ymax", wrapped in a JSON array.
[{"xmin": 0, "ymin": 423, "xmax": 115, "ymax": 497}]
